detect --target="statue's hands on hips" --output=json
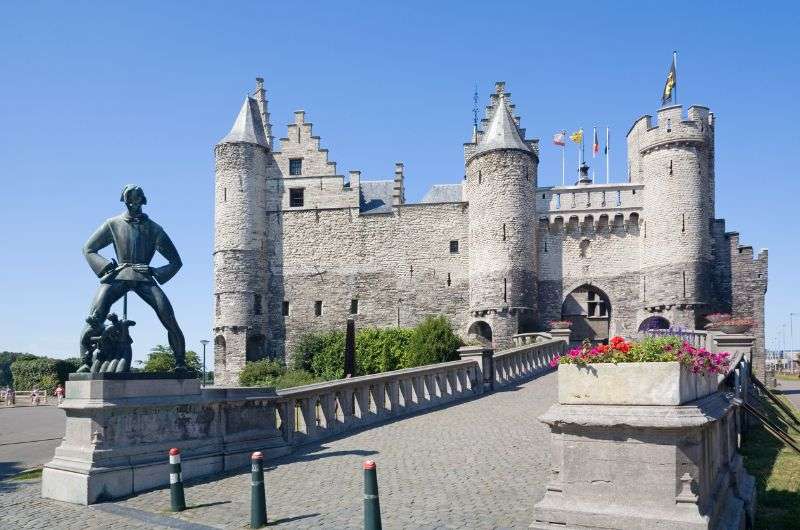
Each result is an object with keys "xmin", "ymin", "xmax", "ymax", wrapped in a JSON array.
[
  {"xmin": 99, "ymin": 258, "xmax": 118, "ymax": 276},
  {"xmin": 132, "ymin": 264, "xmax": 153, "ymax": 275}
]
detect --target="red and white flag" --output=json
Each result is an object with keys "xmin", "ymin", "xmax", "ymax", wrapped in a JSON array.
[{"xmin": 553, "ymin": 131, "xmax": 566, "ymax": 146}]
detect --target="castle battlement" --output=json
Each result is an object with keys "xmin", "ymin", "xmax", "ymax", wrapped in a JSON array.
[{"xmin": 628, "ymin": 104, "xmax": 714, "ymax": 157}]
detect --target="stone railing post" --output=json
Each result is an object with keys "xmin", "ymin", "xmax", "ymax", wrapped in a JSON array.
[
  {"xmin": 458, "ymin": 345, "xmax": 494, "ymax": 392},
  {"xmin": 549, "ymin": 328, "xmax": 571, "ymax": 345}
]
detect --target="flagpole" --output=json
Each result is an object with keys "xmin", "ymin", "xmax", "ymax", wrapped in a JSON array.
[
  {"xmin": 606, "ymin": 127, "xmax": 611, "ymax": 184},
  {"xmin": 673, "ymin": 50, "xmax": 678, "ymax": 104},
  {"xmin": 561, "ymin": 132, "xmax": 565, "ymax": 186}
]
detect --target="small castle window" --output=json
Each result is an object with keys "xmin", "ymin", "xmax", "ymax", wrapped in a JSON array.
[
  {"xmin": 282, "ymin": 301, "xmax": 290, "ymax": 316},
  {"xmin": 682, "ymin": 271, "xmax": 687, "ymax": 298},
  {"xmin": 666, "ymin": 119, "xmax": 672, "ymax": 132},
  {"xmin": 350, "ymin": 299, "xmax": 359, "ymax": 314},
  {"xmin": 682, "ymin": 213, "xmax": 686, "ymax": 233},
  {"xmin": 542, "ymin": 193, "xmax": 546, "ymax": 199},
  {"xmin": 616, "ymin": 190, "xmax": 622, "ymax": 206},
  {"xmin": 632, "ymin": 189, "xmax": 636, "ymax": 195},
  {"xmin": 215, "ymin": 294, "xmax": 221, "ymax": 316},
  {"xmin": 254, "ymin": 294, "xmax": 262, "ymax": 315},
  {"xmin": 669, "ymin": 160, "xmax": 673, "ymax": 176},
  {"xmin": 502, "ymin": 224, "xmax": 506, "ymax": 241},
  {"xmin": 314, "ymin": 300, "xmax": 323, "ymax": 317},
  {"xmin": 450, "ymin": 240, "xmax": 459, "ymax": 254},
  {"xmin": 478, "ymin": 170, "xmax": 482, "ymax": 184},
  {"xmin": 544, "ymin": 239, "xmax": 548, "ymax": 252},
  {"xmin": 289, "ymin": 188, "xmax": 305, "ymax": 207},
  {"xmin": 289, "ymin": 158, "xmax": 303, "ymax": 176},
  {"xmin": 447, "ymin": 273, "xmax": 451, "ymax": 287},
  {"xmin": 503, "ymin": 278, "xmax": 507, "ymax": 303},
  {"xmin": 223, "ymin": 187, "xmax": 227, "ymax": 202}
]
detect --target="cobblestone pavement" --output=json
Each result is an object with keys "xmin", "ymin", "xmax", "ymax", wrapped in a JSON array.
[{"xmin": 1, "ymin": 372, "xmax": 556, "ymax": 529}]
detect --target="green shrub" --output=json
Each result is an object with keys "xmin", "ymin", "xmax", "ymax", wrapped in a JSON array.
[
  {"xmin": 307, "ymin": 330, "xmax": 346, "ymax": 380},
  {"xmin": 271, "ymin": 370, "xmax": 323, "ymax": 389},
  {"xmin": 239, "ymin": 359, "xmax": 285, "ymax": 386},
  {"xmin": 143, "ymin": 345, "xmax": 201, "ymax": 374},
  {"xmin": 403, "ymin": 315, "xmax": 462, "ymax": 368},
  {"xmin": 356, "ymin": 327, "xmax": 413, "ymax": 375}
]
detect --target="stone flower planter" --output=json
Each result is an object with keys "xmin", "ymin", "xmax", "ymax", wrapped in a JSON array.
[
  {"xmin": 558, "ymin": 361, "xmax": 719, "ymax": 406},
  {"xmin": 716, "ymin": 324, "xmax": 752, "ymax": 334}
]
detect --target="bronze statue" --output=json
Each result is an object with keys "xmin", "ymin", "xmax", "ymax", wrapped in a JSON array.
[{"xmin": 78, "ymin": 185, "xmax": 187, "ymax": 373}]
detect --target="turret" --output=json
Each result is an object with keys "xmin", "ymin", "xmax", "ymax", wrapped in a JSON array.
[
  {"xmin": 213, "ymin": 86, "xmax": 271, "ymax": 385},
  {"xmin": 627, "ymin": 104, "xmax": 715, "ymax": 328},
  {"xmin": 463, "ymin": 83, "xmax": 539, "ymax": 348}
]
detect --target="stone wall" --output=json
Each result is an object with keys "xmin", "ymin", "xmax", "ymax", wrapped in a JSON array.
[{"xmin": 265, "ymin": 202, "xmax": 470, "ymax": 360}]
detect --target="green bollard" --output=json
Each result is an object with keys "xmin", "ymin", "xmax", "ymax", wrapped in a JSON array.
[
  {"xmin": 363, "ymin": 460, "xmax": 382, "ymax": 530},
  {"xmin": 250, "ymin": 451, "xmax": 267, "ymax": 528},
  {"xmin": 169, "ymin": 447, "xmax": 186, "ymax": 512}
]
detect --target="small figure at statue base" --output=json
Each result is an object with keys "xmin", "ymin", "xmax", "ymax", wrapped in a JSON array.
[{"xmin": 77, "ymin": 313, "xmax": 135, "ymax": 373}]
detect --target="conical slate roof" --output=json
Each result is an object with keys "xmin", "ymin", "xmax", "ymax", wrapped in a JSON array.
[
  {"xmin": 218, "ymin": 97, "xmax": 267, "ymax": 146},
  {"xmin": 473, "ymin": 95, "xmax": 531, "ymax": 158}
]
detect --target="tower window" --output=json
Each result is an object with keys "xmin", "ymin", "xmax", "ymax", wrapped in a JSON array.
[
  {"xmin": 314, "ymin": 300, "xmax": 323, "ymax": 316},
  {"xmin": 282, "ymin": 301, "xmax": 290, "ymax": 316},
  {"xmin": 544, "ymin": 238, "xmax": 548, "ymax": 252},
  {"xmin": 289, "ymin": 158, "xmax": 303, "ymax": 176},
  {"xmin": 289, "ymin": 188, "xmax": 305, "ymax": 207},
  {"xmin": 223, "ymin": 187, "xmax": 227, "ymax": 202},
  {"xmin": 669, "ymin": 160, "xmax": 673, "ymax": 176},
  {"xmin": 478, "ymin": 170, "xmax": 482, "ymax": 184},
  {"xmin": 215, "ymin": 294, "xmax": 221, "ymax": 316},
  {"xmin": 556, "ymin": 194, "xmax": 561, "ymax": 209},
  {"xmin": 503, "ymin": 278, "xmax": 507, "ymax": 303},
  {"xmin": 682, "ymin": 271, "xmax": 687, "ymax": 298},
  {"xmin": 350, "ymin": 299, "xmax": 359, "ymax": 314},
  {"xmin": 502, "ymin": 224, "xmax": 506, "ymax": 241},
  {"xmin": 542, "ymin": 193, "xmax": 546, "ymax": 199},
  {"xmin": 616, "ymin": 190, "xmax": 622, "ymax": 206},
  {"xmin": 449, "ymin": 240, "xmax": 459, "ymax": 254},
  {"xmin": 254, "ymin": 294, "xmax": 262, "ymax": 315},
  {"xmin": 682, "ymin": 213, "xmax": 686, "ymax": 233},
  {"xmin": 447, "ymin": 273, "xmax": 451, "ymax": 287}
]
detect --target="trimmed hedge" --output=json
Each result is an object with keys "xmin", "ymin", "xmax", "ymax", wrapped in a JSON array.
[
  {"xmin": 9, "ymin": 357, "xmax": 78, "ymax": 392},
  {"xmin": 239, "ymin": 359, "xmax": 322, "ymax": 389}
]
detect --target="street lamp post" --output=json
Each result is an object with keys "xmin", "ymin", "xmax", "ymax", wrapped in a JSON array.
[
  {"xmin": 790, "ymin": 313, "xmax": 798, "ymax": 351},
  {"xmin": 200, "ymin": 339, "xmax": 210, "ymax": 386}
]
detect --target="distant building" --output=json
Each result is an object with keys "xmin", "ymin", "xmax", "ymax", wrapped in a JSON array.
[{"xmin": 212, "ymin": 78, "xmax": 767, "ymax": 385}]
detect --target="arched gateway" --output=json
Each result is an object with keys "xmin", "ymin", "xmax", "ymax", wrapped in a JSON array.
[{"xmin": 562, "ymin": 285, "xmax": 611, "ymax": 343}]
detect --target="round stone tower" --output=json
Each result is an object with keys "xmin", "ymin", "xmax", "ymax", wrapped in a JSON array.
[
  {"xmin": 627, "ymin": 104, "xmax": 715, "ymax": 328},
  {"xmin": 464, "ymin": 86, "xmax": 539, "ymax": 349},
  {"xmin": 213, "ymin": 96, "xmax": 270, "ymax": 385}
]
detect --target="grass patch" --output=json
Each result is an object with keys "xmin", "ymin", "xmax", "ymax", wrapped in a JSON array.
[
  {"xmin": 9, "ymin": 468, "xmax": 42, "ymax": 481},
  {"xmin": 741, "ymin": 392, "xmax": 800, "ymax": 529}
]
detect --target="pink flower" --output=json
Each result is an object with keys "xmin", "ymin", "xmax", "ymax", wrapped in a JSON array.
[{"xmin": 549, "ymin": 355, "xmax": 561, "ymax": 368}]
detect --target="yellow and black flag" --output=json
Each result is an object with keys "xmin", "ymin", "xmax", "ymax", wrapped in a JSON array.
[{"xmin": 662, "ymin": 52, "xmax": 677, "ymax": 105}]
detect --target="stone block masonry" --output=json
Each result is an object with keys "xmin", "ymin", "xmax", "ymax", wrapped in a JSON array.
[{"xmin": 212, "ymin": 77, "xmax": 767, "ymax": 386}]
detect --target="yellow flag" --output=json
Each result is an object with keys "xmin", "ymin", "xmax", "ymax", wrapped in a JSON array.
[{"xmin": 570, "ymin": 129, "xmax": 583, "ymax": 144}]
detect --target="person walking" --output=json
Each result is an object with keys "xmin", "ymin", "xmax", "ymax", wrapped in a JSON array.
[
  {"xmin": 5, "ymin": 387, "xmax": 15, "ymax": 406},
  {"xmin": 55, "ymin": 384, "xmax": 65, "ymax": 405},
  {"xmin": 30, "ymin": 387, "xmax": 39, "ymax": 406}
]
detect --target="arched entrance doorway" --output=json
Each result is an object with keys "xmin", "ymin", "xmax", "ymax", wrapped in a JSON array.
[
  {"xmin": 638, "ymin": 316, "xmax": 670, "ymax": 332},
  {"xmin": 562, "ymin": 285, "xmax": 611, "ymax": 342},
  {"xmin": 467, "ymin": 321, "xmax": 493, "ymax": 346}
]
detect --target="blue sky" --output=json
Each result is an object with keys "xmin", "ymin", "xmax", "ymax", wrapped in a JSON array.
[{"xmin": 1, "ymin": 1, "xmax": 798, "ymax": 366}]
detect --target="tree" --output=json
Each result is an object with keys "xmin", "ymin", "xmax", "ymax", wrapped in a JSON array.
[
  {"xmin": 142, "ymin": 345, "xmax": 201, "ymax": 374},
  {"xmin": 0, "ymin": 351, "xmax": 37, "ymax": 387}
]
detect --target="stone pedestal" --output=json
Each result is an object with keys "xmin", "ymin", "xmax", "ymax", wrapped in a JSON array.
[
  {"xmin": 549, "ymin": 328, "xmax": 571, "ymax": 344},
  {"xmin": 458, "ymin": 345, "xmax": 494, "ymax": 391},
  {"xmin": 532, "ymin": 392, "xmax": 755, "ymax": 530},
  {"xmin": 42, "ymin": 373, "xmax": 289, "ymax": 505}
]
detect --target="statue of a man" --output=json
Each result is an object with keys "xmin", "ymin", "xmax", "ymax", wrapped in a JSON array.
[{"xmin": 78, "ymin": 185, "xmax": 187, "ymax": 372}]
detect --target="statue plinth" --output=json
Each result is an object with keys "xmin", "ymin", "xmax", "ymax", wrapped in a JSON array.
[{"xmin": 41, "ymin": 374, "xmax": 289, "ymax": 505}]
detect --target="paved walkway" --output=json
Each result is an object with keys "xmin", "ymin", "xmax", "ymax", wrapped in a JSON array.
[
  {"xmin": 776, "ymin": 376, "xmax": 800, "ymax": 413},
  {"xmin": 0, "ymin": 372, "xmax": 556, "ymax": 529},
  {"xmin": 0, "ymin": 405, "xmax": 65, "ymax": 479}
]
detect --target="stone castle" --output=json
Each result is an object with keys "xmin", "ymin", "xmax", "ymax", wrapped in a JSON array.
[{"xmin": 212, "ymin": 78, "xmax": 767, "ymax": 385}]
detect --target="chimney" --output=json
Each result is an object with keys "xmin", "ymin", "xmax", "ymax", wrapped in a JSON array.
[{"xmin": 392, "ymin": 163, "xmax": 405, "ymax": 206}]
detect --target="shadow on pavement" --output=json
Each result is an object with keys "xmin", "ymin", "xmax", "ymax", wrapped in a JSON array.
[
  {"xmin": 0, "ymin": 461, "xmax": 27, "ymax": 481},
  {"xmin": 268, "ymin": 512, "xmax": 321, "ymax": 525}
]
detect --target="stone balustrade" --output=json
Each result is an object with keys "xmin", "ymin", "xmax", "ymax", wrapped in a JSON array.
[
  {"xmin": 493, "ymin": 338, "xmax": 563, "ymax": 388},
  {"xmin": 272, "ymin": 359, "xmax": 481, "ymax": 447}
]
